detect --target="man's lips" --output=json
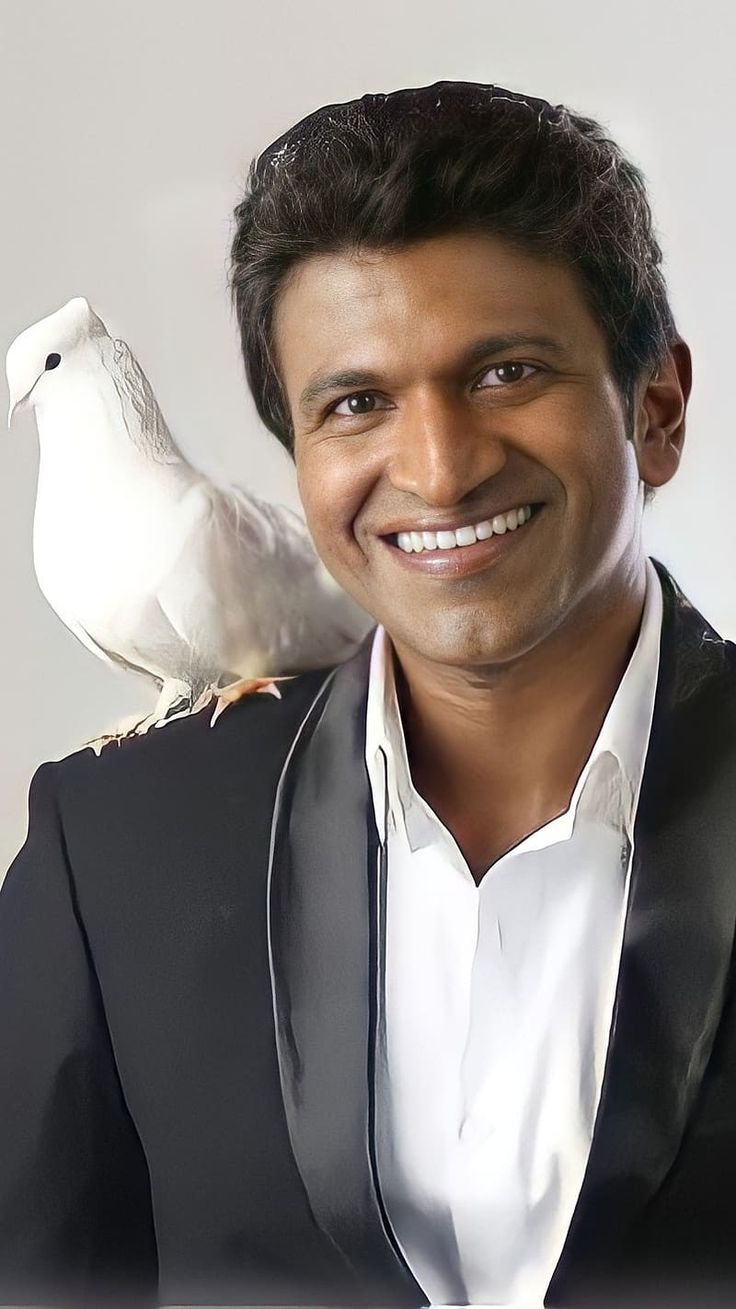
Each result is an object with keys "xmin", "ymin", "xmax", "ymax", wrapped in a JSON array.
[
  {"xmin": 376, "ymin": 502, "xmax": 546, "ymax": 578},
  {"xmin": 377, "ymin": 501, "xmax": 545, "ymax": 539}
]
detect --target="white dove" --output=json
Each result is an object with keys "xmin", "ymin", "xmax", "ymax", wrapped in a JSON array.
[{"xmin": 6, "ymin": 296, "xmax": 374, "ymax": 743}]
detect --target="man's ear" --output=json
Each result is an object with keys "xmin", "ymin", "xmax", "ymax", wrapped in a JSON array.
[{"xmin": 634, "ymin": 338, "xmax": 692, "ymax": 492}]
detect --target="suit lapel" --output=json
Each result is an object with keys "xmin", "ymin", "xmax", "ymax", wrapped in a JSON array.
[
  {"xmin": 266, "ymin": 631, "xmax": 426, "ymax": 1302},
  {"xmin": 547, "ymin": 558, "xmax": 736, "ymax": 1301}
]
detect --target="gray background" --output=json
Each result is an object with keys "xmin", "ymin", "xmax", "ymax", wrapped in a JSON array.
[{"xmin": 1, "ymin": 0, "xmax": 732, "ymax": 871}]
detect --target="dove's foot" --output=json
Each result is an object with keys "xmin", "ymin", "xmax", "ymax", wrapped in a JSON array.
[
  {"xmin": 127, "ymin": 709, "xmax": 174, "ymax": 736},
  {"xmin": 80, "ymin": 731, "xmax": 128, "ymax": 757},
  {"xmin": 81, "ymin": 708, "xmax": 163, "ymax": 753},
  {"xmin": 122, "ymin": 680, "xmax": 196, "ymax": 736},
  {"xmin": 80, "ymin": 687, "xmax": 201, "ymax": 750},
  {"xmin": 207, "ymin": 675, "xmax": 297, "ymax": 728}
]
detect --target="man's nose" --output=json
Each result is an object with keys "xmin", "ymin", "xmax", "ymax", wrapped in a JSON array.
[{"xmin": 387, "ymin": 391, "xmax": 508, "ymax": 506}]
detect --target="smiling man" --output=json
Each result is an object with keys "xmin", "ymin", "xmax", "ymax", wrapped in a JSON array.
[
  {"xmin": 2, "ymin": 80, "xmax": 736, "ymax": 1309},
  {"xmin": 274, "ymin": 229, "xmax": 685, "ymax": 882}
]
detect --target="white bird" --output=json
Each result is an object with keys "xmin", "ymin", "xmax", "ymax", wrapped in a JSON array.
[{"xmin": 5, "ymin": 296, "xmax": 374, "ymax": 746}]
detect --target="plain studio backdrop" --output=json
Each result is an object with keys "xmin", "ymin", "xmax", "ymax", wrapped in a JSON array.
[{"xmin": 0, "ymin": 1, "xmax": 732, "ymax": 873}]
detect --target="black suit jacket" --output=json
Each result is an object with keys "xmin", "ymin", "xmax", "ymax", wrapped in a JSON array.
[{"xmin": 2, "ymin": 557, "xmax": 736, "ymax": 1307}]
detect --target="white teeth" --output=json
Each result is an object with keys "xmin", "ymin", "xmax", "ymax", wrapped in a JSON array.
[
  {"xmin": 455, "ymin": 525, "xmax": 477, "ymax": 547},
  {"xmin": 436, "ymin": 530, "xmax": 456, "ymax": 549},
  {"xmin": 395, "ymin": 505, "xmax": 533, "ymax": 554}
]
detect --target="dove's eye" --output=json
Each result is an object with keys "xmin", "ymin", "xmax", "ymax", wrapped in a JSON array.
[{"xmin": 44, "ymin": 353, "xmax": 61, "ymax": 370}]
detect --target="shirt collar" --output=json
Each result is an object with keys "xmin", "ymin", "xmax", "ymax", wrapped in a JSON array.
[
  {"xmin": 365, "ymin": 557, "xmax": 663, "ymax": 851},
  {"xmin": 581, "ymin": 555, "xmax": 663, "ymax": 837}
]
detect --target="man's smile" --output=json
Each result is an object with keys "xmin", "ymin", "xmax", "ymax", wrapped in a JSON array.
[{"xmin": 376, "ymin": 502, "xmax": 547, "ymax": 579}]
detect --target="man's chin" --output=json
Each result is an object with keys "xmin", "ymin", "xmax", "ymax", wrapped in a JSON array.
[{"xmin": 384, "ymin": 620, "xmax": 539, "ymax": 674}]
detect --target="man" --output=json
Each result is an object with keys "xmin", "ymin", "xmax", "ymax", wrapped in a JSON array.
[{"xmin": 1, "ymin": 79, "xmax": 734, "ymax": 1308}]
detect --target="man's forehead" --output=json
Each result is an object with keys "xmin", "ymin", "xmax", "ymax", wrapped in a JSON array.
[
  {"xmin": 275, "ymin": 233, "xmax": 592, "ymax": 351},
  {"xmin": 281, "ymin": 233, "xmax": 565, "ymax": 300}
]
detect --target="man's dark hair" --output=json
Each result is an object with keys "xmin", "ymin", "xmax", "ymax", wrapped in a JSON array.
[{"xmin": 229, "ymin": 80, "xmax": 680, "ymax": 505}]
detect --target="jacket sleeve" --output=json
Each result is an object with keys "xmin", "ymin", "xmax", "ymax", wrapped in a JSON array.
[{"xmin": 0, "ymin": 760, "xmax": 159, "ymax": 1308}]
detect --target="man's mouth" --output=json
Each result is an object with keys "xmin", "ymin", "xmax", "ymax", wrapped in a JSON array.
[
  {"xmin": 382, "ymin": 502, "xmax": 544, "ymax": 554},
  {"xmin": 378, "ymin": 502, "xmax": 546, "ymax": 580}
]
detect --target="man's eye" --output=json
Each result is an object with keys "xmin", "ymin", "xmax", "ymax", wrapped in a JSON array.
[
  {"xmin": 476, "ymin": 362, "xmax": 540, "ymax": 388},
  {"xmin": 331, "ymin": 392, "xmax": 389, "ymax": 417}
]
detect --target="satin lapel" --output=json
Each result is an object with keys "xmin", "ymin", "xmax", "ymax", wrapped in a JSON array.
[
  {"xmin": 547, "ymin": 558, "xmax": 736, "ymax": 1301},
  {"xmin": 266, "ymin": 632, "xmax": 426, "ymax": 1303}
]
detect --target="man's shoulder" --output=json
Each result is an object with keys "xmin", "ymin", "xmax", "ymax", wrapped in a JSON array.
[
  {"xmin": 50, "ymin": 665, "xmax": 340, "ymax": 816},
  {"xmin": 655, "ymin": 560, "xmax": 736, "ymax": 700}
]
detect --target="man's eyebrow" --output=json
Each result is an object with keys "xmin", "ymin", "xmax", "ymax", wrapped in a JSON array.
[
  {"xmin": 299, "ymin": 368, "xmax": 385, "ymax": 415},
  {"xmin": 297, "ymin": 332, "xmax": 570, "ymax": 414},
  {"xmin": 464, "ymin": 331, "xmax": 569, "ymax": 365}
]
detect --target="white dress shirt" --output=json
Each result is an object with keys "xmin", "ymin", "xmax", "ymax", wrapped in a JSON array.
[{"xmin": 364, "ymin": 557, "xmax": 663, "ymax": 1308}]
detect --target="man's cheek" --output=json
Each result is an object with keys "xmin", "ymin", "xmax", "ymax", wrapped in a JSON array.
[
  {"xmin": 311, "ymin": 502, "xmax": 356, "ymax": 554},
  {"xmin": 305, "ymin": 515, "xmax": 350, "ymax": 580}
]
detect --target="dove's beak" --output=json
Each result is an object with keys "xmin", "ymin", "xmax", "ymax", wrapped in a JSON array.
[{"xmin": 7, "ymin": 393, "xmax": 30, "ymax": 429}]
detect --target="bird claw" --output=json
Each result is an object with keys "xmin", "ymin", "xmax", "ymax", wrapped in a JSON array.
[
  {"xmin": 79, "ymin": 707, "xmax": 161, "ymax": 752},
  {"xmin": 133, "ymin": 715, "xmax": 166, "ymax": 735},
  {"xmin": 208, "ymin": 675, "xmax": 296, "ymax": 728},
  {"xmin": 80, "ymin": 675, "xmax": 297, "ymax": 750},
  {"xmin": 80, "ymin": 732, "xmax": 126, "ymax": 756},
  {"xmin": 82, "ymin": 707, "xmax": 196, "ymax": 750}
]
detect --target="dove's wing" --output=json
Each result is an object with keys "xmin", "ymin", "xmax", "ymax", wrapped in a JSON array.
[
  {"xmin": 148, "ymin": 481, "xmax": 279, "ymax": 683},
  {"xmin": 215, "ymin": 483, "xmax": 375, "ymax": 670},
  {"xmin": 76, "ymin": 625, "xmax": 164, "ymax": 685},
  {"xmin": 137, "ymin": 478, "xmax": 365, "ymax": 684},
  {"xmin": 58, "ymin": 611, "xmax": 119, "ymax": 670},
  {"xmin": 47, "ymin": 597, "xmax": 162, "ymax": 686},
  {"xmin": 105, "ymin": 336, "xmax": 187, "ymax": 466},
  {"xmin": 225, "ymin": 485, "xmax": 319, "ymax": 575}
]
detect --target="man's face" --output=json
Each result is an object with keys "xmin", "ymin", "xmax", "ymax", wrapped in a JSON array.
[{"xmin": 273, "ymin": 230, "xmax": 651, "ymax": 670}]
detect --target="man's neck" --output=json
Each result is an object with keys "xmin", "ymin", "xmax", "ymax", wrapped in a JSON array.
[{"xmin": 388, "ymin": 562, "xmax": 649, "ymax": 857}]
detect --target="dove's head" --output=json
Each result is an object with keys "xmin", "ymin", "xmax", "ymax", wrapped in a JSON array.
[{"xmin": 6, "ymin": 296, "xmax": 109, "ymax": 428}]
